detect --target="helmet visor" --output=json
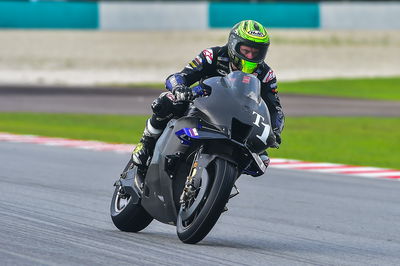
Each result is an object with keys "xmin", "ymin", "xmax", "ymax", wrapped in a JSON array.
[{"xmin": 235, "ymin": 42, "xmax": 269, "ymax": 63}]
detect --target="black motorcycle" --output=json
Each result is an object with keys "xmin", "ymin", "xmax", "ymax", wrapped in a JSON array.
[{"xmin": 110, "ymin": 71, "xmax": 277, "ymax": 244}]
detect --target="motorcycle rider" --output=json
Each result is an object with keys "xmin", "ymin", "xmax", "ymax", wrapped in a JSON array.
[{"xmin": 132, "ymin": 20, "xmax": 285, "ymax": 174}]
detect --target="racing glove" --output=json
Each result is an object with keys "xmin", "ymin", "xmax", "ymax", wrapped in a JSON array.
[
  {"xmin": 273, "ymin": 128, "xmax": 282, "ymax": 144},
  {"xmin": 172, "ymin": 85, "xmax": 194, "ymax": 102}
]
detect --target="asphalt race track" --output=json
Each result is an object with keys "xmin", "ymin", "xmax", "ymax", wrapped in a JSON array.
[
  {"xmin": 1, "ymin": 84, "xmax": 399, "ymax": 265},
  {"xmin": 1, "ymin": 85, "xmax": 400, "ymax": 116},
  {"xmin": 1, "ymin": 142, "xmax": 399, "ymax": 265}
]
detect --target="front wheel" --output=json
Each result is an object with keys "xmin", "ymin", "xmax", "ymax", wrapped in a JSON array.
[{"xmin": 176, "ymin": 157, "xmax": 237, "ymax": 244}]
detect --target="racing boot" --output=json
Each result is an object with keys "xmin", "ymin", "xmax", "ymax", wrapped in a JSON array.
[
  {"xmin": 132, "ymin": 119, "xmax": 162, "ymax": 186},
  {"xmin": 259, "ymin": 151, "xmax": 270, "ymax": 168}
]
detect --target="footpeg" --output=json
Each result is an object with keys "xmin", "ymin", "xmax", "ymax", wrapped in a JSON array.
[{"xmin": 229, "ymin": 184, "xmax": 240, "ymax": 199}]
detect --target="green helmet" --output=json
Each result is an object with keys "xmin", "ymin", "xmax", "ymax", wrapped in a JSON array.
[{"xmin": 228, "ymin": 20, "xmax": 270, "ymax": 74}]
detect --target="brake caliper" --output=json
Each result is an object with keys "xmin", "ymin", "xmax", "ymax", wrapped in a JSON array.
[{"xmin": 180, "ymin": 160, "xmax": 199, "ymax": 207}]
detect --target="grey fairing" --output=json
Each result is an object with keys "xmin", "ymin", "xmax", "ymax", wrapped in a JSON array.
[
  {"xmin": 196, "ymin": 75, "xmax": 275, "ymax": 153},
  {"xmin": 139, "ymin": 72, "xmax": 273, "ymax": 224},
  {"xmin": 141, "ymin": 117, "xmax": 199, "ymax": 224},
  {"xmin": 139, "ymin": 116, "xmax": 245, "ymax": 225}
]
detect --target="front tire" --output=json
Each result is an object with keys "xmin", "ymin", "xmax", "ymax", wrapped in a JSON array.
[{"xmin": 176, "ymin": 158, "xmax": 237, "ymax": 244}]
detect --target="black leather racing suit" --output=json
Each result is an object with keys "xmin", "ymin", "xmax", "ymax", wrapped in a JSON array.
[{"xmin": 148, "ymin": 45, "xmax": 285, "ymax": 142}]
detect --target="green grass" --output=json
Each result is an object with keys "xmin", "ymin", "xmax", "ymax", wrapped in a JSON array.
[
  {"xmin": 0, "ymin": 113, "xmax": 399, "ymax": 169},
  {"xmin": 279, "ymin": 77, "xmax": 400, "ymax": 101},
  {"xmin": 108, "ymin": 76, "xmax": 400, "ymax": 101},
  {"xmin": 0, "ymin": 113, "xmax": 149, "ymax": 144},
  {"xmin": 269, "ymin": 117, "xmax": 400, "ymax": 169}
]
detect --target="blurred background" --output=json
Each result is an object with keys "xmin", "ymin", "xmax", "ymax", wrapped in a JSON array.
[
  {"xmin": 0, "ymin": 0, "xmax": 399, "ymax": 168},
  {"xmin": 0, "ymin": 0, "xmax": 399, "ymax": 85}
]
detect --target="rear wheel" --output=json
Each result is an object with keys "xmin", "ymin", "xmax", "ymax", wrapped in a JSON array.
[
  {"xmin": 110, "ymin": 165, "xmax": 153, "ymax": 232},
  {"xmin": 176, "ymin": 157, "xmax": 237, "ymax": 244}
]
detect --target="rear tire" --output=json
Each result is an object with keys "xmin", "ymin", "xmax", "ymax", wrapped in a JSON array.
[
  {"xmin": 176, "ymin": 158, "xmax": 237, "ymax": 244},
  {"xmin": 110, "ymin": 173, "xmax": 153, "ymax": 232}
]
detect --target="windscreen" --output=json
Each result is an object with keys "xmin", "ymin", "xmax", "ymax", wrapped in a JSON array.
[
  {"xmin": 222, "ymin": 71, "xmax": 261, "ymax": 104},
  {"xmin": 195, "ymin": 70, "xmax": 268, "ymax": 133}
]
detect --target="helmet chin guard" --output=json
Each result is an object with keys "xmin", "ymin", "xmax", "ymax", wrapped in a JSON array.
[{"xmin": 240, "ymin": 60, "xmax": 258, "ymax": 74}]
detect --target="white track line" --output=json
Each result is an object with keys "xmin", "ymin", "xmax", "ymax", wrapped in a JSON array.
[{"xmin": 0, "ymin": 132, "xmax": 398, "ymax": 180}]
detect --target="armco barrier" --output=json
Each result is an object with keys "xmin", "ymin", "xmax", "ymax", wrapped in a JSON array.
[
  {"xmin": 320, "ymin": 2, "xmax": 400, "ymax": 29},
  {"xmin": 0, "ymin": 1, "xmax": 98, "ymax": 29},
  {"xmin": 0, "ymin": 1, "xmax": 399, "ymax": 30},
  {"xmin": 99, "ymin": 2, "xmax": 208, "ymax": 30},
  {"xmin": 209, "ymin": 2, "xmax": 319, "ymax": 28}
]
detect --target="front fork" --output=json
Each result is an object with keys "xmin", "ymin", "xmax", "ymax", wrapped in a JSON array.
[{"xmin": 179, "ymin": 146, "xmax": 203, "ymax": 206}]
